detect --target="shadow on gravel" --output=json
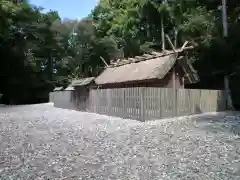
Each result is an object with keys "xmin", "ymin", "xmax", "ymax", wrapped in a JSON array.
[{"xmin": 196, "ymin": 112, "xmax": 240, "ymax": 136}]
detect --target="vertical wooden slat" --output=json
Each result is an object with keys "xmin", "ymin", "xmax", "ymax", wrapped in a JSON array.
[
  {"xmin": 151, "ymin": 88, "xmax": 154, "ymax": 119},
  {"xmin": 130, "ymin": 88, "xmax": 132, "ymax": 119},
  {"xmin": 158, "ymin": 88, "xmax": 161, "ymax": 119},
  {"xmin": 115, "ymin": 88, "xmax": 117, "ymax": 116},
  {"xmin": 124, "ymin": 88, "xmax": 127, "ymax": 118},
  {"xmin": 125, "ymin": 88, "xmax": 128, "ymax": 118},
  {"xmin": 155, "ymin": 88, "xmax": 159, "ymax": 119},
  {"xmin": 134, "ymin": 87, "xmax": 136, "ymax": 119},
  {"xmin": 153, "ymin": 88, "xmax": 155, "ymax": 119},
  {"xmin": 146, "ymin": 87, "xmax": 150, "ymax": 120},
  {"xmin": 148, "ymin": 88, "xmax": 151, "ymax": 120},
  {"xmin": 116, "ymin": 89, "xmax": 118, "ymax": 116},
  {"xmin": 103, "ymin": 89, "xmax": 105, "ymax": 114},
  {"xmin": 99, "ymin": 89, "xmax": 101, "ymax": 114},
  {"xmin": 153, "ymin": 88, "xmax": 156, "ymax": 119},
  {"xmin": 140, "ymin": 87, "xmax": 145, "ymax": 121},
  {"xmin": 114, "ymin": 88, "xmax": 116, "ymax": 116},
  {"xmin": 112, "ymin": 89, "xmax": 115, "ymax": 116},
  {"xmin": 161, "ymin": 89, "xmax": 165, "ymax": 118},
  {"xmin": 132, "ymin": 87, "xmax": 135, "ymax": 119},
  {"xmin": 129, "ymin": 88, "xmax": 132, "ymax": 119},
  {"xmin": 122, "ymin": 88, "xmax": 125, "ymax": 118},
  {"xmin": 115, "ymin": 89, "xmax": 117, "ymax": 116},
  {"xmin": 100, "ymin": 89, "xmax": 102, "ymax": 114},
  {"xmin": 145, "ymin": 88, "xmax": 149, "ymax": 120},
  {"xmin": 118, "ymin": 88, "xmax": 121, "ymax": 116},
  {"xmin": 138, "ymin": 87, "xmax": 140, "ymax": 120},
  {"xmin": 109, "ymin": 89, "xmax": 112, "ymax": 116},
  {"xmin": 149, "ymin": 87, "xmax": 152, "ymax": 119},
  {"xmin": 136, "ymin": 87, "xmax": 140, "ymax": 120}
]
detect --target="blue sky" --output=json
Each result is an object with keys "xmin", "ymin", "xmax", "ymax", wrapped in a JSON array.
[{"xmin": 29, "ymin": 0, "xmax": 99, "ymax": 20}]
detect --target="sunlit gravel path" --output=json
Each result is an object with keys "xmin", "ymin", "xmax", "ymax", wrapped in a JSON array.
[{"xmin": 0, "ymin": 104, "xmax": 240, "ymax": 179}]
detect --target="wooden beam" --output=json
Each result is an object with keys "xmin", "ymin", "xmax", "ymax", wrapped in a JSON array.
[
  {"xmin": 177, "ymin": 56, "xmax": 184, "ymax": 60},
  {"xmin": 150, "ymin": 51, "xmax": 163, "ymax": 56},
  {"xmin": 181, "ymin": 46, "xmax": 194, "ymax": 51},
  {"xmin": 165, "ymin": 35, "xmax": 176, "ymax": 53},
  {"xmin": 135, "ymin": 56, "xmax": 145, "ymax": 60},
  {"xmin": 161, "ymin": 16, "xmax": 165, "ymax": 51},
  {"xmin": 128, "ymin": 58, "xmax": 135, "ymax": 61},
  {"xmin": 100, "ymin": 56, "xmax": 109, "ymax": 67},
  {"xmin": 134, "ymin": 56, "xmax": 145, "ymax": 62},
  {"xmin": 122, "ymin": 59, "xmax": 129, "ymax": 63},
  {"xmin": 172, "ymin": 67, "xmax": 177, "ymax": 116},
  {"xmin": 142, "ymin": 54, "xmax": 154, "ymax": 59},
  {"xmin": 181, "ymin": 41, "xmax": 189, "ymax": 51}
]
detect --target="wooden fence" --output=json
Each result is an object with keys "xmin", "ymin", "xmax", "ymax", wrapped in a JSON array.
[
  {"xmin": 49, "ymin": 90, "xmax": 88, "ymax": 111},
  {"xmin": 50, "ymin": 87, "xmax": 226, "ymax": 121}
]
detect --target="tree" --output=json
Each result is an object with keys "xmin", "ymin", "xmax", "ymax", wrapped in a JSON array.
[{"xmin": 1, "ymin": 0, "xmax": 240, "ymax": 107}]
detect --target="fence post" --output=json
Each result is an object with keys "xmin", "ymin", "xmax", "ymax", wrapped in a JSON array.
[
  {"xmin": 172, "ymin": 67, "xmax": 177, "ymax": 117},
  {"xmin": 173, "ymin": 88, "xmax": 177, "ymax": 117},
  {"xmin": 107, "ymin": 89, "xmax": 112, "ymax": 115},
  {"xmin": 140, "ymin": 87, "xmax": 145, "ymax": 121},
  {"xmin": 122, "ymin": 89, "xmax": 126, "ymax": 118}
]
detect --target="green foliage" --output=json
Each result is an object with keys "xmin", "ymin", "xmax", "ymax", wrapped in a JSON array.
[{"xmin": 1, "ymin": 0, "xmax": 240, "ymax": 104}]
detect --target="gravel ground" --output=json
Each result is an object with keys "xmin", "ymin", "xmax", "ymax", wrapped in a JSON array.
[{"xmin": 0, "ymin": 104, "xmax": 240, "ymax": 180}]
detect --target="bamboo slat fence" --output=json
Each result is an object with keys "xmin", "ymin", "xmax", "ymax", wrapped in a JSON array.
[{"xmin": 50, "ymin": 87, "xmax": 226, "ymax": 121}]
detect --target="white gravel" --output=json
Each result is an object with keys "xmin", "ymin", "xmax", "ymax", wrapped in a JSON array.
[{"xmin": 0, "ymin": 104, "xmax": 240, "ymax": 179}]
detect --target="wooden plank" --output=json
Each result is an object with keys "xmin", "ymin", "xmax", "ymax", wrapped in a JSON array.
[
  {"xmin": 130, "ymin": 88, "xmax": 133, "ymax": 119},
  {"xmin": 102, "ymin": 89, "xmax": 104, "ymax": 113},
  {"xmin": 131, "ymin": 88, "xmax": 133, "ymax": 119},
  {"xmin": 112, "ymin": 89, "xmax": 115, "ymax": 116},
  {"xmin": 158, "ymin": 88, "xmax": 162, "ymax": 119},
  {"xmin": 126, "ymin": 88, "xmax": 129, "ymax": 118},
  {"xmin": 146, "ymin": 88, "xmax": 150, "ymax": 120},
  {"xmin": 116, "ymin": 89, "xmax": 119, "ymax": 117},
  {"xmin": 132, "ymin": 88, "xmax": 136, "ymax": 119},
  {"xmin": 145, "ymin": 88, "xmax": 149, "ymax": 120},
  {"xmin": 160, "ymin": 89, "xmax": 165, "ymax": 118},
  {"xmin": 120, "ymin": 88, "xmax": 123, "ymax": 117},
  {"xmin": 153, "ymin": 88, "xmax": 156, "ymax": 119},
  {"xmin": 172, "ymin": 67, "xmax": 177, "ymax": 117},
  {"xmin": 149, "ymin": 87, "xmax": 153, "ymax": 119},
  {"xmin": 140, "ymin": 87, "xmax": 145, "ymax": 121},
  {"xmin": 148, "ymin": 88, "xmax": 151, "ymax": 119},
  {"xmin": 122, "ymin": 88, "xmax": 125, "ymax": 118},
  {"xmin": 151, "ymin": 88, "xmax": 154, "ymax": 119},
  {"xmin": 155, "ymin": 88, "xmax": 159, "ymax": 119},
  {"xmin": 110, "ymin": 89, "xmax": 113, "ymax": 116},
  {"xmin": 99, "ymin": 90, "xmax": 102, "ymax": 113},
  {"xmin": 137, "ymin": 87, "xmax": 141, "ymax": 120}
]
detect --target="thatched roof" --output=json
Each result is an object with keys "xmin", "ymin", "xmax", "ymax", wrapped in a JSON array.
[
  {"xmin": 71, "ymin": 77, "xmax": 95, "ymax": 87},
  {"xmin": 53, "ymin": 87, "xmax": 64, "ymax": 91},
  {"xmin": 95, "ymin": 49, "xmax": 199, "ymax": 85}
]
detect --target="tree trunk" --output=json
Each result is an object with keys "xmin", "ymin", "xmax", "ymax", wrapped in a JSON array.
[
  {"xmin": 174, "ymin": 28, "xmax": 178, "ymax": 48},
  {"xmin": 224, "ymin": 76, "xmax": 234, "ymax": 110},
  {"xmin": 48, "ymin": 52, "xmax": 53, "ymax": 81}
]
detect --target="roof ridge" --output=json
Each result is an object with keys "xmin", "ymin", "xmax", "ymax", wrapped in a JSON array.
[{"xmin": 109, "ymin": 49, "xmax": 182, "ymax": 68}]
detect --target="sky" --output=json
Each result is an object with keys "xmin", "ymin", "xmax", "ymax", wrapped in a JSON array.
[{"xmin": 29, "ymin": 0, "xmax": 99, "ymax": 20}]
